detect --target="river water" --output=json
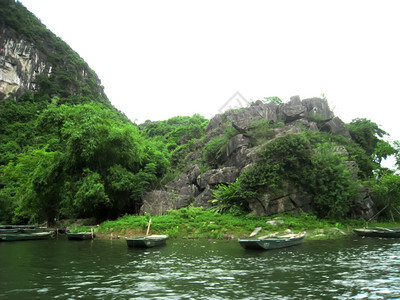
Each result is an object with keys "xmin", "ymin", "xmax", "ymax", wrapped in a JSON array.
[{"xmin": 1, "ymin": 235, "xmax": 400, "ymax": 299}]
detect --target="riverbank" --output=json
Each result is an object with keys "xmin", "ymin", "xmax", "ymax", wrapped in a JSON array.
[{"xmin": 84, "ymin": 206, "xmax": 400, "ymax": 241}]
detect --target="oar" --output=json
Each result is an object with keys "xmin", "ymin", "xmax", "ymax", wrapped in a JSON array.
[{"xmin": 146, "ymin": 218, "xmax": 152, "ymax": 236}]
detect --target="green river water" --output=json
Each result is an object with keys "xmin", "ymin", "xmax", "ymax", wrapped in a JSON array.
[{"xmin": 1, "ymin": 236, "xmax": 400, "ymax": 299}]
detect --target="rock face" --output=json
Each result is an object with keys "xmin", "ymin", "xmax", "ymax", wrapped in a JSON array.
[
  {"xmin": 140, "ymin": 96, "xmax": 376, "ymax": 220},
  {"xmin": 0, "ymin": 27, "xmax": 51, "ymax": 99},
  {"xmin": 0, "ymin": 22, "xmax": 105, "ymax": 100}
]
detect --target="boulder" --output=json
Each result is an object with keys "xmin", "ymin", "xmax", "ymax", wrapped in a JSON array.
[
  {"xmin": 197, "ymin": 167, "xmax": 239, "ymax": 189},
  {"xmin": 140, "ymin": 191, "xmax": 173, "ymax": 215},
  {"xmin": 206, "ymin": 114, "xmax": 224, "ymax": 133},
  {"xmin": 218, "ymin": 134, "xmax": 251, "ymax": 168},
  {"xmin": 320, "ymin": 117, "xmax": 351, "ymax": 138},
  {"xmin": 140, "ymin": 190, "xmax": 194, "ymax": 216},
  {"xmin": 192, "ymin": 185, "xmax": 214, "ymax": 208},
  {"xmin": 186, "ymin": 164, "xmax": 201, "ymax": 184},
  {"xmin": 280, "ymin": 96, "xmax": 307, "ymax": 122},
  {"xmin": 302, "ymin": 97, "xmax": 334, "ymax": 121},
  {"xmin": 165, "ymin": 173, "xmax": 190, "ymax": 192},
  {"xmin": 248, "ymin": 183, "xmax": 312, "ymax": 216},
  {"xmin": 211, "ymin": 100, "xmax": 279, "ymax": 132},
  {"xmin": 351, "ymin": 185, "xmax": 377, "ymax": 220}
]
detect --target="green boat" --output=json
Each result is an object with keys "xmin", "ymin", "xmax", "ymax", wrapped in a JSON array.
[
  {"xmin": 238, "ymin": 232, "xmax": 306, "ymax": 250},
  {"xmin": 67, "ymin": 232, "xmax": 95, "ymax": 240},
  {"xmin": 0, "ymin": 225, "xmax": 48, "ymax": 234},
  {"xmin": 0, "ymin": 231, "xmax": 54, "ymax": 242},
  {"xmin": 353, "ymin": 227, "xmax": 400, "ymax": 238},
  {"xmin": 126, "ymin": 235, "xmax": 168, "ymax": 248}
]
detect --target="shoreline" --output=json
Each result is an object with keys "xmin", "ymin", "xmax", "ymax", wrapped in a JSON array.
[{"xmin": 57, "ymin": 207, "xmax": 400, "ymax": 242}]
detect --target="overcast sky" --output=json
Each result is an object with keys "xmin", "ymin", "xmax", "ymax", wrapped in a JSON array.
[{"xmin": 20, "ymin": 0, "xmax": 400, "ymax": 148}]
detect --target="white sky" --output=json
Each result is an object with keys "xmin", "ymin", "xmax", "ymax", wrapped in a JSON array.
[{"xmin": 19, "ymin": 0, "xmax": 400, "ymax": 148}]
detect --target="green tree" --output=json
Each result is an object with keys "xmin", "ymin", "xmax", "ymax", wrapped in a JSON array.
[
  {"xmin": 348, "ymin": 118, "xmax": 392, "ymax": 159},
  {"xmin": 74, "ymin": 169, "xmax": 110, "ymax": 220},
  {"xmin": 368, "ymin": 173, "xmax": 400, "ymax": 221},
  {"xmin": 309, "ymin": 144, "xmax": 359, "ymax": 218}
]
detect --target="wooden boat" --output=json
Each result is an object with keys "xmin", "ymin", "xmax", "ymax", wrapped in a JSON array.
[
  {"xmin": 238, "ymin": 232, "xmax": 306, "ymax": 250},
  {"xmin": 67, "ymin": 232, "xmax": 95, "ymax": 240},
  {"xmin": 353, "ymin": 227, "xmax": 400, "ymax": 238},
  {"xmin": 0, "ymin": 231, "xmax": 54, "ymax": 242},
  {"xmin": 126, "ymin": 218, "xmax": 168, "ymax": 248},
  {"xmin": 126, "ymin": 235, "xmax": 168, "ymax": 248},
  {"xmin": 0, "ymin": 225, "xmax": 48, "ymax": 234}
]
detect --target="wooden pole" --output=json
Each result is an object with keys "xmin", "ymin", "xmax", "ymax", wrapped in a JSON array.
[
  {"xmin": 367, "ymin": 204, "xmax": 388, "ymax": 222},
  {"xmin": 146, "ymin": 218, "xmax": 152, "ymax": 236}
]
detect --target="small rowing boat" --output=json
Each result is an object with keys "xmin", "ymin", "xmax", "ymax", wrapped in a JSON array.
[
  {"xmin": 353, "ymin": 227, "xmax": 400, "ymax": 238},
  {"xmin": 0, "ymin": 231, "xmax": 54, "ymax": 242},
  {"xmin": 126, "ymin": 235, "xmax": 168, "ymax": 248},
  {"xmin": 239, "ymin": 232, "xmax": 306, "ymax": 250}
]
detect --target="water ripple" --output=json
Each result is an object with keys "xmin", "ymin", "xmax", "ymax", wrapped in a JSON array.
[{"xmin": 2, "ymin": 237, "xmax": 400, "ymax": 299}]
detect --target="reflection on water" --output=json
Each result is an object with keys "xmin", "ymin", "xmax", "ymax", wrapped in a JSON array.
[{"xmin": 1, "ymin": 236, "xmax": 400, "ymax": 299}]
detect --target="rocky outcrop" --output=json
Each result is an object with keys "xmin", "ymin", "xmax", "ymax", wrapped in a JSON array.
[
  {"xmin": 302, "ymin": 97, "xmax": 334, "ymax": 121},
  {"xmin": 248, "ymin": 184, "xmax": 312, "ymax": 216},
  {"xmin": 197, "ymin": 167, "xmax": 239, "ymax": 189},
  {"xmin": 0, "ymin": 27, "xmax": 51, "ymax": 99},
  {"xmin": 281, "ymin": 96, "xmax": 307, "ymax": 122},
  {"xmin": 320, "ymin": 117, "xmax": 351, "ymax": 138},
  {"xmin": 351, "ymin": 185, "xmax": 377, "ymax": 220},
  {"xmin": 140, "ymin": 190, "xmax": 192, "ymax": 216},
  {"xmin": 206, "ymin": 100, "xmax": 279, "ymax": 134},
  {"xmin": 140, "ymin": 96, "xmax": 376, "ymax": 219},
  {"xmin": 0, "ymin": 23, "xmax": 106, "ymax": 100}
]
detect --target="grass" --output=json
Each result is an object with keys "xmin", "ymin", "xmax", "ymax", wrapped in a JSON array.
[
  {"xmin": 69, "ymin": 225, "xmax": 93, "ymax": 233},
  {"xmin": 89, "ymin": 206, "xmax": 400, "ymax": 241}
]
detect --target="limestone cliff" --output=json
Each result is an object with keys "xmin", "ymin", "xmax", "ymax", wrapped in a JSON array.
[
  {"xmin": 141, "ymin": 96, "xmax": 376, "ymax": 220},
  {"xmin": 0, "ymin": 0, "xmax": 106, "ymax": 101},
  {"xmin": 0, "ymin": 26, "xmax": 50, "ymax": 99}
]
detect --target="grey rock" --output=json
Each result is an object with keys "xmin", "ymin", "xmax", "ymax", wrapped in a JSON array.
[
  {"xmin": 186, "ymin": 164, "xmax": 201, "ymax": 184},
  {"xmin": 320, "ymin": 117, "xmax": 351, "ymax": 138},
  {"xmin": 197, "ymin": 167, "xmax": 239, "ymax": 189},
  {"xmin": 140, "ymin": 190, "xmax": 193, "ymax": 216},
  {"xmin": 351, "ymin": 185, "xmax": 377, "ymax": 220},
  {"xmin": 219, "ymin": 134, "xmax": 251, "ymax": 167},
  {"xmin": 302, "ymin": 97, "xmax": 334, "ymax": 121},
  {"xmin": 280, "ymin": 97, "xmax": 307, "ymax": 122},
  {"xmin": 193, "ymin": 185, "xmax": 213, "ymax": 208}
]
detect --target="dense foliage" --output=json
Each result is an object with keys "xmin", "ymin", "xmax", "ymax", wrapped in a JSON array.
[
  {"xmin": 0, "ymin": 1, "xmax": 185, "ymax": 224},
  {"xmin": 212, "ymin": 120, "xmax": 399, "ymax": 220},
  {"xmin": 1, "ymin": 0, "xmax": 400, "ymax": 226}
]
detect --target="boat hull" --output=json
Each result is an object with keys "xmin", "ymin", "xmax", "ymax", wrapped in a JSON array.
[
  {"xmin": 239, "ymin": 233, "xmax": 306, "ymax": 250},
  {"xmin": 353, "ymin": 228, "xmax": 400, "ymax": 238},
  {"xmin": 126, "ymin": 235, "xmax": 168, "ymax": 248},
  {"xmin": 0, "ymin": 231, "xmax": 54, "ymax": 242}
]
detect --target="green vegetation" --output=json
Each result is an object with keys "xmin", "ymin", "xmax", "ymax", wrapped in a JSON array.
[
  {"xmin": 367, "ymin": 173, "xmax": 400, "ymax": 221},
  {"xmin": 1, "ymin": 0, "xmax": 400, "ymax": 231},
  {"xmin": 95, "ymin": 206, "xmax": 399, "ymax": 240},
  {"xmin": 263, "ymin": 96, "xmax": 283, "ymax": 105},
  {"xmin": 69, "ymin": 226, "xmax": 93, "ymax": 233},
  {"xmin": 201, "ymin": 122, "xmax": 239, "ymax": 169},
  {"xmin": 213, "ymin": 131, "xmax": 360, "ymax": 219}
]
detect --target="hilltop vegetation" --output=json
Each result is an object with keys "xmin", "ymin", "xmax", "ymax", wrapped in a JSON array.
[{"xmin": 1, "ymin": 0, "xmax": 400, "ymax": 227}]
